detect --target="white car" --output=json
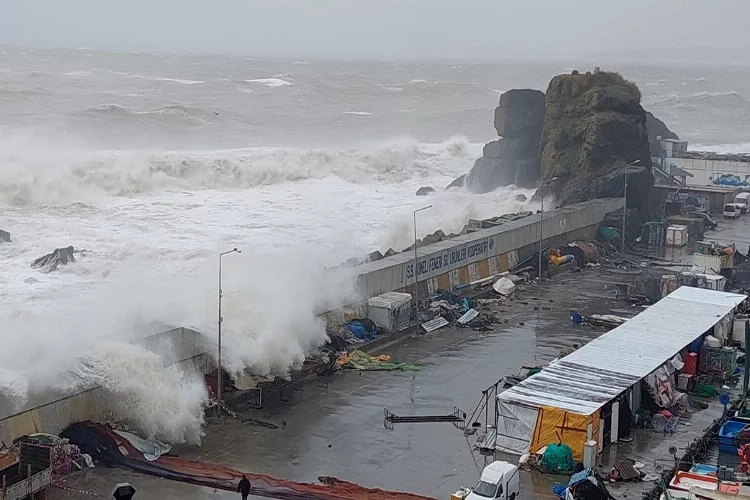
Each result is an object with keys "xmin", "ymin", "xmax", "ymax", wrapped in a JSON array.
[
  {"xmin": 735, "ymin": 192, "xmax": 750, "ymax": 214},
  {"xmin": 465, "ymin": 461, "xmax": 520, "ymax": 500},
  {"xmin": 724, "ymin": 203, "xmax": 741, "ymax": 219}
]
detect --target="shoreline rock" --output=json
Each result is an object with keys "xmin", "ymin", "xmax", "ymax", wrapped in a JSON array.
[
  {"xmin": 645, "ymin": 111, "xmax": 679, "ymax": 156},
  {"xmin": 465, "ymin": 89, "xmax": 546, "ymax": 193},
  {"xmin": 32, "ymin": 246, "xmax": 76, "ymax": 273},
  {"xmin": 538, "ymin": 71, "xmax": 653, "ymax": 219}
]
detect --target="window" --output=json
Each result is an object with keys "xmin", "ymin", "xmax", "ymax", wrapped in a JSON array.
[
  {"xmin": 472, "ymin": 481, "xmax": 498, "ymax": 498},
  {"xmin": 495, "ymin": 484, "xmax": 504, "ymax": 498}
]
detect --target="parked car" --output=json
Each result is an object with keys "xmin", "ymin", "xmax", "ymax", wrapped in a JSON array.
[
  {"xmin": 464, "ymin": 461, "xmax": 520, "ymax": 500},
  {"xmin": 724, "ymin": 203, "xmax": 741, "ymax": 219},
  {"xmin": 734, "ymin": 192, "xmax": 750, "ymax": 214}
]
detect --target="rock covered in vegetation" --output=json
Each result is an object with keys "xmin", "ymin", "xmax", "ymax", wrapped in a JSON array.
[{"xmin": 538, "ymin": 71, "xmax": 653, "ymax": 214}]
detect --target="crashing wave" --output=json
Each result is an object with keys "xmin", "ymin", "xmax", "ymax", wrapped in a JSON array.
[{"xmin": 0, "ymin": 136, "xmax": 477, "ymax": 206}]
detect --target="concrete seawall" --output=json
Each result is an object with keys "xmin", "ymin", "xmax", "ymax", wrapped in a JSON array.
[
  {"xmin": 0, "ymin": 198, "xmax": 624, "ymax": 443},
  {"xmin": 0, "ymin": 328, "xmax": 210, "ymax": 445},
  {"xmin": 354, "ymin": 197, "xmax": 624, "ymax": 300}
]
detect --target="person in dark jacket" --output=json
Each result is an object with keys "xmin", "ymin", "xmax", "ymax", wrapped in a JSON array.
[{"xmin": 237, "ymin": 475, "xmax": 252, "ymax": 500}]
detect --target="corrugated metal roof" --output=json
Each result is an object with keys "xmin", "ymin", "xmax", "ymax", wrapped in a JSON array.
[{"xmin": 500, "ymin": 287, "xmax": 746, "ymax": 415}]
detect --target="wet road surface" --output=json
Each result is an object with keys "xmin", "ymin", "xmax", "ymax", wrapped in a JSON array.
[{"xmin": 52, "ymin": 214, "xmax": 748, "ymax": 500}]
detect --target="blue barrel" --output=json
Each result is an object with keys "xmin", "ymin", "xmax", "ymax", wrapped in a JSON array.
[{"xmin": 570, "ymin": 312, "xmax": 583, "ymax": 324}]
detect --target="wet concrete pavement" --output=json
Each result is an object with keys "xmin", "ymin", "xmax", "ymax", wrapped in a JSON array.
[
  {"xmin": 51, "ymin": 214, "xmax": 750, "ymax": 500},
  {"xmin": 52, "ymin": 267, "xmax": 640, "ymax": 500}
]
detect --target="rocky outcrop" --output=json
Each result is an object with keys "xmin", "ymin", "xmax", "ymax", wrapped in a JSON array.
[
  {"xmin": 465, "ymin": 89, "xmax": 546, "ymax": 193},
  {"xmin": 32, "ymin": 246, "xmax": 76, "ymax": 272},
  {"xmin": 0, "ymin": 229, "xmax": 10, "ymax": 243},
  {"xmin": 416, "ymin": 186, "xmax": 435, "ymax": 196},
  {"xmin": 539, "ymin": 71, "xmax": 653, "ymax": 217},
  {"xmin": 444, "ymin": 174, "xmax": 465, "ymax": 190},
  {"xmin": 645, "ymin": 111, "xmax": 679, "ymax": 156}
]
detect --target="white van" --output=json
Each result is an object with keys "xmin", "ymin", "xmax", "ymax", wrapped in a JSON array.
[
  {"xmin": 735, "ymin": 192, "xmax": 750, "ymax": 213},
  {"xmin": 465, "ymin": 461, "xmax": 520, "ymax": 500},
  {"xmin": 724, "ymin": 203, "xmax": 741, "ymax": 219}
]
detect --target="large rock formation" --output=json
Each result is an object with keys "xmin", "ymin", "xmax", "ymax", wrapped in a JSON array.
[
  {"xmin": 32, "ymin": 246, "xmax": 76, "ymax": 272},
  {"xmin": 539, "ymin": 71, "xmax": 653, "ymax": 216},
  {"xmin": 645, "ymin": 111, "xmax": 679, "ymax": 156},
  {"xmin": 464, "ymin": 89, "xmax": 546, "ymax": 193}
]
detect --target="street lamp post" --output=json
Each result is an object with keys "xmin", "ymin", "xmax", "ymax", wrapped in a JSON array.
[
  {"xmin": 538, "ymin": 177, "xmax": 558, "ymax": 281},
  {"xmin": 217, "ymin": 247, "xmax": 241, "ymax": 413},
  {"xmin": 622, "ymin": 160, "xmax": 641, "ymax": 253},
  {"xmin": 413, "ymin": 205, "xmax": 432, "ymax": 325}
]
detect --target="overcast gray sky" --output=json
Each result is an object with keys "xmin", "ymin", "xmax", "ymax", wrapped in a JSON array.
[{"xmin": 2, "ymin": 0, "xmax": 749, "ymax": 60}]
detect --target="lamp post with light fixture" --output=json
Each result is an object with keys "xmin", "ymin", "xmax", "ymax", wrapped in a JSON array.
[
  {"xmin": 538, "ymin": 177, "xmax": 558, "ymax": 281},
  {"xmin": 413, "ymin": 205, "xmax": 431, "ymax": 326},
  {"xmin": 217, "ymin": 247, "xmax": 240, "ymax": 412}
]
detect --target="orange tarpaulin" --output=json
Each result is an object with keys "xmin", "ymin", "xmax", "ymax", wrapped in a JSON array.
[{"xmin": 529, "ymin": 406, "xmax": 599, "ymax": 462}]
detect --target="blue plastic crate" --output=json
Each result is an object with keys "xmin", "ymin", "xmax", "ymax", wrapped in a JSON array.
[{"xmin": 719, "ymin": 419, "xmax": 749, "ymax": 453}]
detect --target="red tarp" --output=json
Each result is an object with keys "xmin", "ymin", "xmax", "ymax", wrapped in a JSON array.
[{"xmin": 61, "ymin": 421, "xmax": 436, "ymax": 500}]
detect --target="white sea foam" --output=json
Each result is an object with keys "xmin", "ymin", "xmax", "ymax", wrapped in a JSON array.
[
  {"xmin": 342, "ymin": 111, "xmax": 373, "ymax": 115},
  {"xmin": 246, "ymin": 78, "xmax": 292, "ymax": 87},
  {"xmin": 0, "ymin": 131, "xmax": 528, "ymax": 442},
  {"xmin": 0, "ymin": 133, "xmax": 477, "ymax": 206},
  {"xmin": 691, "ymin": 142, "xmax": 750, "ymax": 154},
  {"xmin": 153, "ymin": 77, "xmax": 205, "ymax": 85}
]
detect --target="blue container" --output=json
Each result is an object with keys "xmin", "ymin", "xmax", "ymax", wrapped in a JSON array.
[
  {"xmin": 691, "ymin": 464, "xmax": 719, "ymax": 475},
  {"xmin": 570, "ymin": 312, "xmax": 583, "ymax": 324},
  {"xmin": 718, "ymin": 419, "xmax": 749, "ymax": 453}
]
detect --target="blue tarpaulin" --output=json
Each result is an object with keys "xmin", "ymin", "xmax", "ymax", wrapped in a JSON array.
[
  {"xmin": 553, "ymin": 468, "xmax": 593, "ymax": 498},
  {"xmin": 345, "ymin": 321, "xmax": 377, "ymax": 340}
]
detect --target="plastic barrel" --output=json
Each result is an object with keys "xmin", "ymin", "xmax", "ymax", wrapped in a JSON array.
[{"xmin": 684, "ymin": 352, "xmax": 698, "ymax": 376}]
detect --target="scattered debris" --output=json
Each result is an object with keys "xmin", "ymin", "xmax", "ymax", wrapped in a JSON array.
[
  {"xmin": 457, "ymin": 308, "xmax": 479, "ymax": 325},
  {"xmin": 608, "ymin": 460, "xmax": 641, "ymax": 482},
  {"xmin": 493, "ymin": 277, "xmax": 516, "ymax": 295},
  {"xmin": 337, "ymin": 350, "xmax": 422, "ymax": 372},
  {"xmin": 585, "ymin": 314, "xmax": 629, "ymax": 329},
  {"xmin": 421, "ymin": 316, "xmax": 449, "ymax": 333},
  {"xmin": 383, "ymin": 407, "xmax": 465, "ymax": 430}
]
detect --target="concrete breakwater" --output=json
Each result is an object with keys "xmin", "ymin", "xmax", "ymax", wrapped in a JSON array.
[
  {"xmin": 0, "ymin": 197, "xmax": 624, "ymax": 442},
  {"xmin": 353, "ymin": 197, "xmax": 624, "ymax": 300}
]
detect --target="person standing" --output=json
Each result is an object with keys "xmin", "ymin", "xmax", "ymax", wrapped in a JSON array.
[{"xmin": 237, "ymin": 475, "xmax": 252, "ymax": 500}]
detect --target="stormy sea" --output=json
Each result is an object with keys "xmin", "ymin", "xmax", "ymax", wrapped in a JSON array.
[{"xmin": 1, "ymin": 45, "xmax": 749, "ymax": 442}]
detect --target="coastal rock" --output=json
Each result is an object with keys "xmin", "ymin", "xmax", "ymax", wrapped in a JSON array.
[
  {"xmin": 416, "ymin": 186, "xmax": 435, "ymax": 196},
  {"xmin": 444, "ymin": 174, "xmax": 466, "ymax": 190},
  {"xmin": 465, "ymin": 89, "xmax": 546, "ymax": 193},
  {"xmin": 514, "ymin": 194, "xmax": 528, "ymax": 202},
  {"xmin": 0, "ymin": 229, "xmax": 10, "ymax": 243},
  {"xmin": 538, "ymin": 71, "xmax": 653, "ymax": 217},
  {"xmin": 645, "ymin": 111, "xmax": 679, "ymax": 156},
  {"xmin": 32, "ymin": 246, "xmax": 76, "ymax": 272}
]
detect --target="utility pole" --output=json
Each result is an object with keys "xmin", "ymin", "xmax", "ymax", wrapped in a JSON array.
[
  {"xmin": 412, "ymin": 205, "xmax": 431, "ymax": 326},
  {"xmin": 217, "ymin": 248, "xmax": 240, "ymax": 413}
]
